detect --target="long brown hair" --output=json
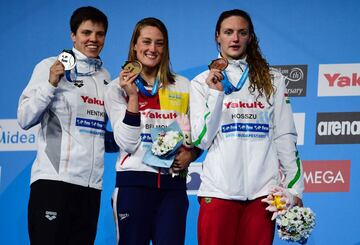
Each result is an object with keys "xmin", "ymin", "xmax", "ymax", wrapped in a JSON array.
[
  {"xmin": 215, "ymin": 9, "xmax": 274, "ymax": 101},
  {"xmin": 128, "ymin": 17, "xmax": 175, "ymax": 85}
]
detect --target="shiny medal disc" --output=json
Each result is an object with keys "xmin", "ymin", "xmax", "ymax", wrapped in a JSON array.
[
  {"xmin": 208, "ymin": 58, "xmax": 228, "ymax": 71},
  {"xmin": 122, "ymin": 60, "xmax": 142, "ymax": 75},
  {"xmin": 58, "ymin": 50, "xmax": 76, "ymax": 70}
]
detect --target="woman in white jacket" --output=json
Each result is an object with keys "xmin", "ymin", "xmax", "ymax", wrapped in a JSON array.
[
  {"xmin": 190, "ymin": 9, "xmax": 304, "ymax": 245},
  {"xmin": 17, "ymin": 6, "xmax": 110, "ymax": 245}
]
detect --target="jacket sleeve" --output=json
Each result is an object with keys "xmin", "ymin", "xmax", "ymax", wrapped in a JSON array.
[
  {"xmin": 17, "ymin": 58, "xmax": 57, "ymax": 130},
  {"xmin": 104, "ymin": 79, "xmax": 141, "ymax": 154},
  {"xmin": 272, "ymin": 71, "xmax": 304, "ymax": 198},
  {"xmin": 190, "ymin": 72, "xmax": 225, "ymax": 150}
]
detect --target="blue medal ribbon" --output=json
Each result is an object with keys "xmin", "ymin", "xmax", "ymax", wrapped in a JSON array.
[
  {"xmin": 64, "ymin": 54, "xmax": 102, "ymax": 83},
  {"xmin": 134, "ymin": 76, "xmax": 160, "ymax": 97},
  {"xmin": 65, "ymin": 66, "xmax": 78, "ymax": 83},
  {"xmin": 221, "ymin": 66, "xmax": 249, "ymax": 95}
]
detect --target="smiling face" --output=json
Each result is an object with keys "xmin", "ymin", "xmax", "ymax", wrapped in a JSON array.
[
  {"xmin": 134, "ymin": 26, "xmax": 164, "ymax": 70},
  {"xmin": 71, "ymin": 20, "xmax": 106, "ymax": 58},
  {"xmin": 216, "ymin": 15, "xmax": 251, "ymax": 60}
]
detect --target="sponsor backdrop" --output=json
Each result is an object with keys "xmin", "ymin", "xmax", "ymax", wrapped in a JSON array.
[{"xmin": 0, "ymin": 1, "xmax": 359, "ymax": 244}]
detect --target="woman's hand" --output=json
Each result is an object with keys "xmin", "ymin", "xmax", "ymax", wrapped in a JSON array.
[
  {"xmin": 49, "ymin": 60, "xmax": 65, "ymax": 87},
  {"xmin": 205, "ymin": 68, "xmax": 224, "ymax": 91},
  {"xmin": 119, "ymin": 69, "xmax": 139, "ymax": 97},
  {"xmin": 119, "ymin": 69, "xmax": 139, "ymax": 113},
  {"xmin": 171, "ymin": 147, "xmax": 195, "ymax": 173}
]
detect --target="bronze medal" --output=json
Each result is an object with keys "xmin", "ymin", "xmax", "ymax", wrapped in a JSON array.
[{"xmin": 208, "ymin": 58, "xmax": 228, "ymax": 71}]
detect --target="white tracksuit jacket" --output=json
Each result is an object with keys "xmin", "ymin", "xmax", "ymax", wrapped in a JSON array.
[
  {"xmin": 17, "ymin": 48, "xmax": 110, "ymax": 189},
  {"xmin": 190, "ymin": 58, "xmax": 304, "ymax": 200},
  {"xmin": 105, "ymin": 75, "xmax": 190, "ymax": 174}
]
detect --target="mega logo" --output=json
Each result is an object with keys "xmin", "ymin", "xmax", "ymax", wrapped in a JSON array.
[
  {"xmin": 303, "ymin": 160, "xmax": 350, "ymax": 192},
  {"xmin": 272, "ymin": 65, "xmax": 307, "ymax": 97},
  {"xmin": 186, "ymin": 160, "xmax": 350, "ymax": 194},
  {"xmin": 318, "ymin": 63, "xmax": 360, "ymax": 96},
  {"xmin": 0, "ymin": 119, "xmax": 39, "ymax": 151},
  {"xmin": 316, "ymin": 112, "xmax": 360, "ymax": 144}
]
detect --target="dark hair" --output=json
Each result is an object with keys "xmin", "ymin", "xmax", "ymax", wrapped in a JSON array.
[
  {"xmin": 216, "ymin": 9, "xmax": 274, "ymax": 101},
  {"xmin": 70, "ymin": 6, "xmax": 108, "ymax": 34},
  {"xmin": 128, "ymin": 17, "xmax": 175, "ymax": 85}
]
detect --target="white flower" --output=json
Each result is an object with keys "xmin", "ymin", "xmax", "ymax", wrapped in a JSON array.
[
  {"xmin": 276, "ymin": 206, "xmax": 316, "ymax": 244},
  {"xmin": 151, "ymin": 130, "xmax": 183, "ymax": 157}
]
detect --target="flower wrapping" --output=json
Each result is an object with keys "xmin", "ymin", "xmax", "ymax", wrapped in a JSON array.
[
  {"xmin": 276, "ymin": 206, "xmax": 316, "ymax": 244},
  {"xmin": 261, "ymin": 186, "xmax": 295, "ymax": 220},
  {"xmin": 143, "ymin": 120, "xmax": 184, "ymax": 168},
  {"xmin": 151, "ymin": 130, "xmax": 183, "ymax": 158}
]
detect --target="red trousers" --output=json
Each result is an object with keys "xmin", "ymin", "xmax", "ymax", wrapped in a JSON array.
[{"xmin": 198, "ymin": 197, "xmax": 275, "ymax": 245}]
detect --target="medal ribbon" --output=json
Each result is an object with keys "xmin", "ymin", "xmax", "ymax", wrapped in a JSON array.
[
  {"xmin": 65, "ymin": 56, "xmax": 102, "ymax": 83},
  {"xmin": 221, "ymin": 66, "xmax": 249, "ymax": 95},
  {"xmin": 65, "ymin": 66, "xmax": 78, "ymax": 83},
  {"xmin": 134, "ymin": 76, "xmax": 160, "ymax": 97}
]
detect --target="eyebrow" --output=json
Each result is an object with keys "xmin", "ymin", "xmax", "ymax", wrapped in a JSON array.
[
  {"xmin": 140, "ymin": 37, "xmax": 164, "ymax": 42},
  {"xmin": 223, "ymin": 28, "xmax": 249, "ymax": 32}
]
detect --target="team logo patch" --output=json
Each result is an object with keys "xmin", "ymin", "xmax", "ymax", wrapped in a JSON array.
[
  {"xmin": 119, "ymin": 213, "xmax": 130, "ymax": 221},
  {"xmin": 204, "ymin": 197, "xmax": 212, "ymax": 204},
  {"xmin": 45, "ymin": 211, "xmax": 57, "ymax": 221},
  {"xmin": 73, "ymin": 80, "xmax": 84, "ymax": 88}
]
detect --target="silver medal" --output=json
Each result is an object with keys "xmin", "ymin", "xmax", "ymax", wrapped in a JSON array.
[{"xmin": 58, "ymin": 51, "xmax": 76, "ymax": 70}]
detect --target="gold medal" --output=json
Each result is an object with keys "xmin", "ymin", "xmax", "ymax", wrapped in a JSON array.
[
  {"xmin": 208, "ymin": 58, "xmax": 228, "ymax": 71},
  {"xmin": 122, "ymin": 60, "xmax": 142, "ymax": 75}
]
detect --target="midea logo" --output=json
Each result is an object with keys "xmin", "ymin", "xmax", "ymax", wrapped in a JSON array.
[
  {"xmin": 316, "ymin": 112, "xmax": 360, "ymax": 144},
  {"xmin": 0, "ymin": 119, "xmax": 39, "ymax": 151}
]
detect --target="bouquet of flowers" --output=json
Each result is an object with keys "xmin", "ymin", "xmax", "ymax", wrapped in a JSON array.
[
  {"xmin": 143, "ymin": 120, "xmax": 184, "ymax": 168},
  {"xmin": 276, "ymin": 206, "xmax": 316, "ymax": 244},
  {"xmin": 262, "ymin": 186, "xmax": 316, "ymax": 244},
  {"xmin": 151, "ymin": 130, "xmax": 183, "ymax": 158}
]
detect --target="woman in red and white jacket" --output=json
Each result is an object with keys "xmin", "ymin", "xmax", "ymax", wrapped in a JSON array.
[{"xmin": 105, "ymin": 17, "xmax": 200, "ymax": 245}]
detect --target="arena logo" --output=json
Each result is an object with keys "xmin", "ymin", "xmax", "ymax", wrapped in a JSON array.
[
  {"xmin": 0, "ymin": 119, "xmax": 39, "ymax": 151},
  {"xmin": 272, "ymin": 65, "xmax": 307, "ymax": 97},
  {"xmin": 303, "ymin": 160, "xmax": 350, "ymax": 192},
  {"xmin": 318, "ymin": 63, "xmax": 360, "ymax": 96},
  {"xmin": 316, "ymin": 112, "xmax": 360, "ymax": 144}
]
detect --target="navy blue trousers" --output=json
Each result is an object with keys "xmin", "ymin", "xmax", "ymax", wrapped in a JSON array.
[{"xmin": 113, "ymin": 186, "xmax": 189, "ymax": 245}]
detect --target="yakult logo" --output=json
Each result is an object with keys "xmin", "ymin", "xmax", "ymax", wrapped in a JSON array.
[
  {"xmin": 303, "ymin": 160, "xmax": 350, "ymax": 192},
  {"xmin": 316, "ymin": 112, "xmax": 360, "ymax": 144},
  {"xmin": 141, "ymin": 111, "xmax": 177, "ymax": 120},
  {"xmin": 318, "ymin": 63, "xmax": 360, "ymax": 96},
  {"xmin": 81, "ymin": 96, "xmax": 104, "ymax": 106},
  {"xmin": 224, "ymin": 101, "xmax": 265, "ymax": 109}
]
